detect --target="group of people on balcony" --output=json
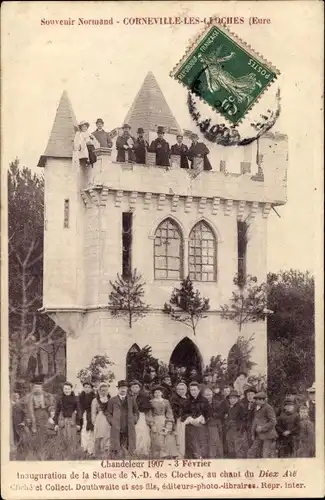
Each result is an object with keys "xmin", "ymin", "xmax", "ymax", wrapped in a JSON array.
[
  {"xmin": 73, "ymin": 119, "xmax": 212, "ymax": 172},
  {"xmin": 116, "ymin": 123, "xmax": 212, "ymax": 171},
  {"xmin": 73, "ymin": 118, "xmax": 112, "ymax": 167}
]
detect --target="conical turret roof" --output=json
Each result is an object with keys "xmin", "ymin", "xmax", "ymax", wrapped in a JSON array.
[
  {"xmin": 38, "ymin": 90, "xmax": 77, "ymax": 167},
  {"xmin": 124, "ymin": 72, "xmax": 181, "ymax": 135}
]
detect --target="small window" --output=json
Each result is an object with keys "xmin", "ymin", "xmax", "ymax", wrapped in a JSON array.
[
  {"xmin": 64, "ymin": 199, "xmax": 69, "ymax": 228},
  {"xmin": 237, "ymin": 221, "xmax": 248, "ymax": 287},
  {"xmin": 122, "ymin": 212, "xmax": 133, "ymax": 277}
]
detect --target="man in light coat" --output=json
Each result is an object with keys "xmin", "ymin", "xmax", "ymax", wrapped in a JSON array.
[{"xmin": 247, "ymin": 391, "xmax": 278, "ymax": 458}]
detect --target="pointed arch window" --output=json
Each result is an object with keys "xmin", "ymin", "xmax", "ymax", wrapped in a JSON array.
[
  {"xmin": 154, "ymin": 218, "xmax": 183, "ymax": 279},
  {"xmin": 189, "ymin": 221, "xmax": 216, "ymax": 281}
]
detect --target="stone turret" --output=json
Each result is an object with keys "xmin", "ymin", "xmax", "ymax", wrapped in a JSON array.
[{"xmin": 39, "ymin": 76, "xmax": 288, "ymax": 393}]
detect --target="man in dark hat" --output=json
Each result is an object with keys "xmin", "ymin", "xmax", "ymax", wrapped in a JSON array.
[
  {"xmin": 116, "ymin": 124, "xmax": 136, "ymax": 163},
  {"xmin": 149, "ymin": 126, "xmax": 170, "ymax": 167},
  {"xmin": 171, "ymin": 134, "xmax": 189, "ymax": 169},
  {"xmin": 134, "ymin": 127, "xmax": 149, "ymax": 164},
  {"xmin": 107, "ymin": 380, "xmax": 139, "ymax": 458},
  {"xmin": 248, "ymin": 392, "xmax": 277, "ymax": 458},
  {"xmin": 92, "ymin": 118, "xmax": 113, "ymax": 148},
  {"xmin": 188, "ymin": 133, "xmax": 212, "ymax": 172},
  {"xmin": 240, "ymin": 386, "xmax": 257, "ymax": 448},
  {"xmin": 224, "ymin": 390, "xmax": 248, "ymax": 458}
]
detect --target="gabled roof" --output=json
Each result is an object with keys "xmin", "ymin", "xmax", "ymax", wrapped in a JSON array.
[
  {"xmin": 38, "ymin": 90, "xmax": 77, "ymax": 167},
  {"xmin": 123, "ymin": 72, "xmax": 181, "ymax": 135}
]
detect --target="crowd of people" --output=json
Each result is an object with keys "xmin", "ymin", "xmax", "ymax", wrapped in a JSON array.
[
  {"xmin": 73, "ymin": 118, "xmax": 212, "ymax": 173},
  {"xmin": 11, "ymin": 368, "xmax": 316, "ymax": 461}
]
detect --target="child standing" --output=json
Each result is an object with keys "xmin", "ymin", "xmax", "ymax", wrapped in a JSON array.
[
  {"xmin": 44, "ymin": 406, "xmax": 58, "ymax": 460},
  {"xmin": 161, "ymin": 420, "xmax": 179, "ymax": 459},
  {"xmin": 296, "ymin": 405, "xmax": 315, "ymax": 457},
  {"xmin": 276, "ymin": 397, "xmax": 300, "ymax": 458}
]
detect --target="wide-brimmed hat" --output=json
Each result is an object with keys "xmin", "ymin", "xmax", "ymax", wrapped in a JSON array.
[
  {"xmin": 227, "ymin": 389, "xmax": 240, "ymax": 399},
  {"xmin": 152, "ymin": 385, "xmax": 165, "ymax": 394},
  {"xmin": 78, "ymin": 120, "xmax": 90, "ymax": 129},
  {"xmin": 307, "ymin": 382, "xmax": 316, "ymax": 393},
  {"xmin": 96, "ymin": 118, "xmax": 104, "ymax": 124},
  {"xmin": 157, "ymin": 126, "xmax": 165, "ymax": 134},
  {"xmin": 137, "ymin": 127, "xmax": 144, "ymax": 134},
  {"xmin": 122, "ymin": 123, "xmax": 131, "ymax": 130},
  {"xmin": 117, "ymin": 380, "xmax": 128, "ymax": 388},
  {"xmin": 244, "ymin": 385, "xmax": 257, "ymax": 395},
  {"xmin": 255, "ymin": 391, "xmax": 267, "ymax": 400},
  {"xmin": 31, "ymin": 375, "xmax": 45, "ymax": 384},
  {"xmin": 129, "ymin": 379, "xmax": 142, "ymax": 388}
]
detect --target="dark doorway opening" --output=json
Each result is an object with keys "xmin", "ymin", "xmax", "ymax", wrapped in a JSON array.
[{"xmin": 169, "ymin": 337, "xmax": 202, "ymax": 375}]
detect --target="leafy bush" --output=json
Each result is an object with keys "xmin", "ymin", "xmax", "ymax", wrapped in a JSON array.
[{"xmin": 77, "ymin": 355, "xmax": 115, "ymax": 388}]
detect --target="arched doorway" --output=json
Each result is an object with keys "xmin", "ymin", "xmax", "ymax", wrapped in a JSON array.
[
  {"xmin": 126, "ymin": 344, "xmax": 140, "ymax": 380},
  {"xmin": 169, "ymin": 337, "xmax": 202, "ymax": 375}
]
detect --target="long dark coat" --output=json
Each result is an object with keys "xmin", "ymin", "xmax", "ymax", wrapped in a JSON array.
[
  {"xmin": 134, "ymin": 138, "xmax": 149, "ymax": 164},
  {"xmin": 149, "ymin": 138, "xmax": 170, "ymax": 166},
  {"xmin": 116, "ymin": 135, "xmax": 136, "ymax": 163},
  {"xmin": 206, "ymin": 398, "xmax": 224, "ymax": 458},
  {"xmin": 182, "ymin": 394, "xmax": 209, "ymax": 459},
  {"xmin": 240, "ymin": 398, "xmax": 256, "ymax": 446},
  {"xmin": 170, "ymin": 143, "xmax": 189, "ymax": 169},
  {"xmin": 106, "ymin": 396, "xmax": 139, "ymax": 454},
  {"xmin": 224, "ymin": 402, "xmax": 249, "ymax": 458},
  {"xmin": 188, "ymin": 142, "xmax": 212, "ymax": 171},
  {"xmin": 170, "ymin": 393, "xmax": 189, "ymax": 421},
  {"xmin": 276, "ymin": 411, "xmax": 300, "ymax": 457}
]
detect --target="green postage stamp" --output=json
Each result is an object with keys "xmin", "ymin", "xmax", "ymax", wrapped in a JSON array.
[{"xmin": 171, "ymin": 22, "xmax": 280, "ymax": 125}]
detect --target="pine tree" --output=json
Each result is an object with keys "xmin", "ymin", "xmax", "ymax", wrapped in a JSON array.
[
  {"xmin": 163, "ymin": 276, "xmax": 210, "ymax": 336},
  {"xmin": 221, "ymin": 274, "xmax": 267, "ymax": 332},
  {"xmin": 108, "ymin": 269, "xmax": 149, "ymax": 328}
]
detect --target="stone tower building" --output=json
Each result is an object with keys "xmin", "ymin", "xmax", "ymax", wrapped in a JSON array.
[{"xmin": 38, "ymin": 73, "xmax": 288, "ymax": 393}]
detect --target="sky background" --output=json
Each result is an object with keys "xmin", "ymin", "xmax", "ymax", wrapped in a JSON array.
[{"xmin": 2, "ymin": 1, "xmax": 323, "ymax": 273}]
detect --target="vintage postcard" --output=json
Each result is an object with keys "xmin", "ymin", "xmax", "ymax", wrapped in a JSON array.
[{"xmin": 1, "ymin": 1, "xmax": 324, "ymax": 499}]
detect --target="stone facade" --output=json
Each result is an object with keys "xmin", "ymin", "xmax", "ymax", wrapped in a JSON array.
[{"xmin": 39, "ymin": 82, "xmax": 288, "ymax": 394}]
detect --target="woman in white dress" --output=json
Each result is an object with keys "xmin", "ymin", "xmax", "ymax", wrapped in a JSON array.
[
  {"xmin": 79, "ymin": 381, "xmax": 96, "ymax": 457},
  {"xmin": 91, "ymin": 383, "xmax": 111, "ymax": 458},
  {"xmin": 129, "ymin": 380, "xmax": 151, "ymax": 457},
  {"xmin": 73, "ymin": 120, "xmax": 100, "ymax": 166}
]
